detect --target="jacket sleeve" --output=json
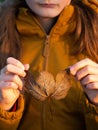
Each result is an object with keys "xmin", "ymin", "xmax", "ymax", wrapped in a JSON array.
[
  {"xmin": 0, "ymin": 94, "xmax": 24, "ymax": 130},
  {"xmin": 82, "ymin": 93, "xmax": 98, "ymax": 130}
]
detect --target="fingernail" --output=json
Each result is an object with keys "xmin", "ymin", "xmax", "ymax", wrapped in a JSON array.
[{"xmin": 69, "ymin": 67, "xmax": 74, "ymax": 75}]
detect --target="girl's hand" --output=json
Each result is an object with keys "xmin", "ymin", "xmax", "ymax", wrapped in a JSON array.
[
  {"xmin": 0, "ymin": 57, "xmax": 29, "ymax": 111},
  {"xmin": 70, "ymin": 58, "xmax": 98, "ymax": 106}
]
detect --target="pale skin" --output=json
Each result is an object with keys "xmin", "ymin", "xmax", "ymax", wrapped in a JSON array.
[
  {"xmin": 70, "ymin": 58, "xmax": 98, "ymax": 106},
  {"xmin": 0, "ymin": 0, "xmax": 98, "ymax": 111},
  {"xmin": 0, "ymin": 58, "xmax": 29, "ymax": 110}
]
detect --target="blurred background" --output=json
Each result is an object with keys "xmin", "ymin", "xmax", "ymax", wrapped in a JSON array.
[
  {"xmin": 0, "ymin": 0, "xmax": 13, "ymax": 4},
  {"xmin": 0, "ymin": 0, "xmax": 14, "ymax": 3},
  {"xmin": 0, "ymin": 0, "xmax": 4, "ymax": 2}
]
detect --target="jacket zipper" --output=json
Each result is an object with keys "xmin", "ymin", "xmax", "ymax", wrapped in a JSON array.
[
  {"xmin": 31, "ymin": 16, "xmax": 53, "ymax": 130},
  {"xmin": 41, "ymin": 35, "xmax": 52, "ymax": 130},
  {"xmin": 43, "ymin": 35, "xmax": 50, "ymax": 71},
  {"xmin": 31, "ymin": 17, "xmax": 50, "ymax": 71}
]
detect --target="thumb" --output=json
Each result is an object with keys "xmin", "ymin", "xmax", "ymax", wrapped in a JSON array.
[{"xmin": 24, "ymin": 64, "xmax": 30, "ymax": 71}]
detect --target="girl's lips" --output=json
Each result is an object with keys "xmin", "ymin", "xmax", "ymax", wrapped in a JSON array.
[{"xmin": 39, "ymin": 4, "xmax": 57, "ymax": 8}]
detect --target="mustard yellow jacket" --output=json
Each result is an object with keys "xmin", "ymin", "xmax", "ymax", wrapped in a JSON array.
[{"xmin": 0, "ymin": 1, "xmax": 98, "ymax": 130}]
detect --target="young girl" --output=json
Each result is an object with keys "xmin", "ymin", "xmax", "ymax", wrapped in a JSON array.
[{"xmin": 0, "ymin": 0, "xmax": 98, "ymax": 129}]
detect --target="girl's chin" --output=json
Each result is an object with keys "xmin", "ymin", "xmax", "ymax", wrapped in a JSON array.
[{"xmin": 35, "ymin": 12, "xmax": 60, "ymax": 18}]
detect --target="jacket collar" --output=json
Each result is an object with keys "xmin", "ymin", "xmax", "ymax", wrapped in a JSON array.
[{"xmin": 16, "ymin": 5, "xmax": 75, "ymax": 37}]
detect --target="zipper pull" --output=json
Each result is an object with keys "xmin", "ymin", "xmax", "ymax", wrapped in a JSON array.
[
  {"xmin": 43, "ymin": 35, "xmax": 50, "ymax": 58},
  {"xmin": 43, "ymin": 35, "xmax": 50, "ymax": 70}
]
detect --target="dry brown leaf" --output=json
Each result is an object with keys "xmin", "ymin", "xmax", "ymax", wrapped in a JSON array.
[{"xmin": 24, "ymin": 70, "xmax": 71, "ymax": 101}]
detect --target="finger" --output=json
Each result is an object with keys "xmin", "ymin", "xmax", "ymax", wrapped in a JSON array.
[
  {"xmin": 7, "ymin": 57, "xmax": 25, "ymax": 70},
  {"xmin": 24, "ymin": 64, "xmax": 30, "ymax": 71},
  {"xmin": 0, "ymin": 81, "xmax": 19, "ymax": 90},
  {"xmin": 81, "ymin": 75, "xmax": 98, "ymax": 86},
  {"xmin": 81, "ymin": 87, "xmax": 98, "ymax": 105},
  {"xmin": 86, "ymin": 82, "xmax": 98, "ymax": 90},
  {"xmin": 0, "ymin": 74, "xmax": 23, "ymax": 90},
  {"xmin": 70, "ymin": 58, "xmax": 98, "ymax": 75},
  {"xmin": 76, "ymin": 66, "xmax": 98, "ymax": 80},
  {"xmin": 1, "ymin": 64, "xmax": 26, "ymax": 77}
]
